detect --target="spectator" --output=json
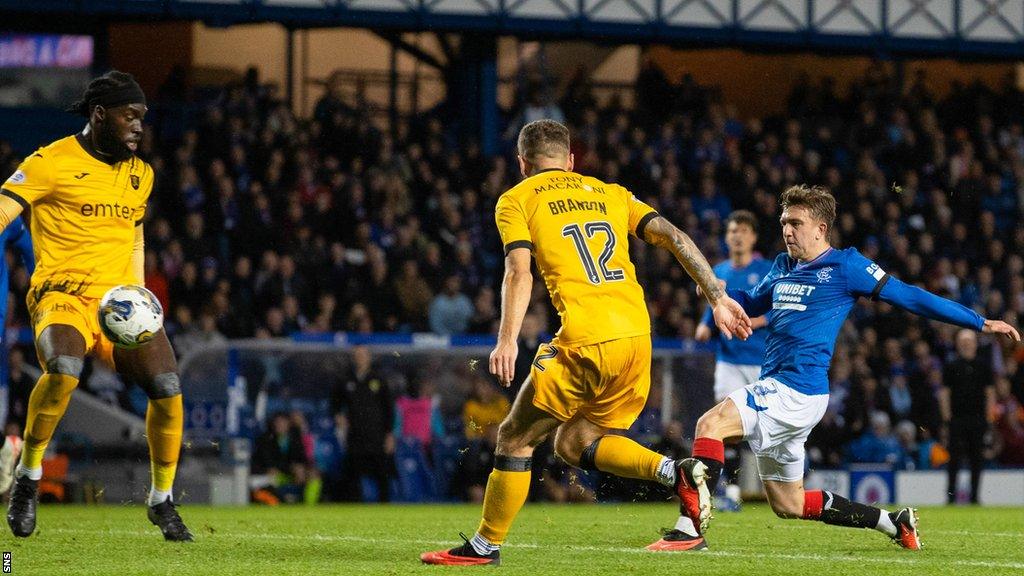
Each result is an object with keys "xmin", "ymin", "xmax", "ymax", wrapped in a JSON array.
[
  {"xmin": 462, "ymin": 375, "xmax": 510, "ymax": 443},
  {"xmin": 458, "ymin": 375, "xmax": 510, "ymax": 502},
  {"xmin": 941, "ymin": 329, "xmax": 993, "ymax": 504},
  {"xmin": 894, "ymin": 420, "xmax": 937, "ymax": 470},
  {"xmin": 85, "ymin": 362, "xmax": 129, "ymax": 411},
  {"xmin": 467, "ymin": 286, "xmax": 498, "ymax": 335},
  {"xmin": 393, "ymin": 374, "xmax": 444, "ymax": 450},
  {"xmin": 843, "ymin": 376, "xmax": 892, "ymax": 436},
  {"xmin": 806, "ymin": 409, "xmax": 846, "ymax": 468},
  {"xmin": 991, "ymin": 377, "xmax": 1024, "ymax": 466},
  {"xmin": 173, "ymin": 310, "xmax": 228, "ymax": 359},
  {"xmin": 428, "ymin": 274, "xmax": 474, "ymax": 336},
  {"xmin": 393, "ymin": 260, "xmax": 433, "ymax": 330},
  {"xmin": 330, "ymin": 346, "xmax": 394, "ymax": 502},
  {"xmin": 281, "ymin": 294, "xmax": 307, "ymax": 334},
  {"xmin": 846, "ymin": 411, "xmax": 903, "ymax": 465},
  {"xmin": 143, "ymin": 249, "xmax": 170, "ymax": 311},
  {"xmin": 289, "ymin": 410, "xmax": 322, "ymax": 504},
  {"xmin": 250, "ymin": 412, "xmax": 309, "ymax": 505}
]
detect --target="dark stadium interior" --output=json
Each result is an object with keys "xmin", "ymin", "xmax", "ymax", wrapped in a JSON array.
[
  {"xmin": 0, "ymin": 1, "xmax": 1021, "ymax": 514},
  {"xmin": 0, "ymin": 54, "xmax": 1020, "ymax": 504}
]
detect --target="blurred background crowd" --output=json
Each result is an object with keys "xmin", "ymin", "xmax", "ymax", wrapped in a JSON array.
[{"xmin": 2, "ymin": 55, "xmax": 1023, "ymax": 503}]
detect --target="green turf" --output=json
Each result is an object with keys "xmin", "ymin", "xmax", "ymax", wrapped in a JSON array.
[{"xmin": 3, "ymin": 503, "xmax": 1021, "ymax": 575}]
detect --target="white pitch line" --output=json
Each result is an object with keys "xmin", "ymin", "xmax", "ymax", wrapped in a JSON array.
[
  {"xmin": 927, "ymin": 530, "xmax": 1022, "ymax": 538},
  {"xmin": 723, "ymin": 521, "xmax": 1023, "ymax": 538},
  {"xmin": 45, "ymin": 527, "xmax": 1024, "ymax": 570}
]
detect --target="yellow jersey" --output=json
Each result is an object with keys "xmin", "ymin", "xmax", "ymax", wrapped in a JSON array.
[
  {"xmin": 2, "ymin": 135, "xmax": 152, "ymax": 300},
  {"xmin": 495, "ymin": 169, "xmax": 658, "ymax": 347}
]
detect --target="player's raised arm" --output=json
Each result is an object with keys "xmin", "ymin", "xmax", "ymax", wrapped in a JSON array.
[
  {"xmin": 878, "ymin": 276, "xmax": 1020, "ymax": 341},
  {"xmin": 641, "ymin": 215, "xmax": 752, "ymax": 340},
  {"xmin": 847, "ymin": 250, "xmax": 1021, "ymax": 342}
]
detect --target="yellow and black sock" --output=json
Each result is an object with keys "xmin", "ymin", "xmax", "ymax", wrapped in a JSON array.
[{"xmin": 475, "ymin": 455, "xmax": 532, "ymax": 547}]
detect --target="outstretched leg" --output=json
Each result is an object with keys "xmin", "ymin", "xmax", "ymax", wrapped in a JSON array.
[{"xmin": 764, "ymin": 480, "xmax": 921, "ymax": 550}]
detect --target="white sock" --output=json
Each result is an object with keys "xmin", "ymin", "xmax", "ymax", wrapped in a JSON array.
[
  {"xmin": 469, "ymin": 533, "xmax": 499, "ymax": 556},
  {"xmin": 673, "ymin": 515, "xmax": 699, "ymax": 537},
  {"xmin": 15, "ymin": 464, "xmax": 41, "ymax": 481},
  {"xmin": 875, "ymin": 509, "xmax": 897, "ymax": 537},
  {"xmin": 148, "ymin": 487, "xmax": 173, "ymax": 507},
  {"xmin": 655, "ymin": 457, "xmax": 677, "ymax": 487}
]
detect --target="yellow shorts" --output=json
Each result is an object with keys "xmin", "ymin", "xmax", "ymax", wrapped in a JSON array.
[
  {"xmin": 530, "ymin": 334, "xmax": 652, "ymax": 430},
  {"xmin": 27, "ymin": 291, "xmax": 115, "ymax": 369}
]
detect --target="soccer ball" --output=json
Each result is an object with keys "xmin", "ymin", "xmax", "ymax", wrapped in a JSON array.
[{"xmin": 98, "ymin": 285, "xmax": 164, "ymax": 349}]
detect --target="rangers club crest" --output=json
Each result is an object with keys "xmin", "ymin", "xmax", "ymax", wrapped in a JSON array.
[
  {"xmin": 130, "ymin": 174, "xmax": 140, "ymax": 190},
  {"xmin": 816, "ymin": 267, "xmax": 833, "ymax": 283}
]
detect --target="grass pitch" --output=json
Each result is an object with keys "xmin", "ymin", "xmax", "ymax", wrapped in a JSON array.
[{"xmin": 5, "ymin": 503, "xmax": 1022, "ymax": 575}]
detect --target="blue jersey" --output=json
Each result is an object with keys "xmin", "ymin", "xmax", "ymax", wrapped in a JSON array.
[
  {"xmin": 731, "ymin": 247, "xmax": 984, "ymax": 396},
  {"xmin": 700, "ymin": 257, "xmax": 772, "ymax": 366},
  {"xmin": 0, "ymin": 216, "xmax": 33, "ymax": 390},
  {"xmin": 0, "ymin": 216, "xmax": 33, "ymax": 327}
]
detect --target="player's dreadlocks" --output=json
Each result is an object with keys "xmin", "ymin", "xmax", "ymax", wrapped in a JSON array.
[{"xmin": 65, "ymin": 70, "xmax": 146, "ymax": 117}]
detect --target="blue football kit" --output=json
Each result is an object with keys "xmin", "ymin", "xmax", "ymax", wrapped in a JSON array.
[
  {"xmin": 700, "ymin": 257, "xmax": 772, "ymax": 366},
  {"xmin": 0, "ymin": 217, "xmax": 34, "ymax": 423},
  {"xmin": 730, "ymin": 247, "xmax": 983, "ymax": 396}
]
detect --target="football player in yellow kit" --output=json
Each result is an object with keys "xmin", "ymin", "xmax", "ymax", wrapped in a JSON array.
[
  {"xmin": 0, "ymin": 71, "xmax": 192, "ymax": 541},
  {"xmin": 421, "ymin": 120, "xmax": 751, "ymax": 565}
]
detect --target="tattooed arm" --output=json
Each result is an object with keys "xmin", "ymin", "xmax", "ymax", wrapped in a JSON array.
[
  {"xmin": 642, "ymin": 216, "xmax": 724, "ymax": 303},
  {"xmin": 642, "ymin": 215, "xmax": 752, "ymax": 339}
]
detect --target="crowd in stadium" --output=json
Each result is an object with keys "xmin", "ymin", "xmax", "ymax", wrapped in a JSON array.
[{"xmin": 3, "ymin": 57, "xmax": 1024, "ymax": 502}]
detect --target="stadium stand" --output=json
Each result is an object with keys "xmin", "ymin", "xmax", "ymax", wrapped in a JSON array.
[{"xmin": 2, "ymin": 58, "xmax": 1024, "ymax": 502}]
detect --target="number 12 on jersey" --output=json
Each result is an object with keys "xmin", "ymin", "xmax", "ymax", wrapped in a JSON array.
[{"xmin": 562, "ymin": 221, "xmax": 624, "ymax": 284}]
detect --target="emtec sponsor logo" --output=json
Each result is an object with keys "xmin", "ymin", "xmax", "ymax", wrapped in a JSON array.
[{"xmin": 80, "ymin": 202, "xmax": 142, "ymax": 220}]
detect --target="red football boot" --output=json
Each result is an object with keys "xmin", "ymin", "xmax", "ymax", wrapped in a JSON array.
[
  {"xmin": 421, "ymin": 533, "xmax": 501, "ymax": 566},
  {"xmin": 646, "ymin": 458, "xmax": 712, "ymax": 551},
  {"xmin": 890, "ymin": 508, "xmax": 922, "ymax": 550}
]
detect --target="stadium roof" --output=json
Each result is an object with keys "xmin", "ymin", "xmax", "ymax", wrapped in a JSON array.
[{"xmin": 6, "ymin": 0, "xmax": 1024, "ymax": 59}]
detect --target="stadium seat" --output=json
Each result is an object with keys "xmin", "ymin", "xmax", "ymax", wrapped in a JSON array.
[
  {"xmin": 431, "ymin": 435, "xmax": 465, "ymax": 502},
  {"xmin": 393, "ymin": 437, "xmax": 434, "ymax": 502}
]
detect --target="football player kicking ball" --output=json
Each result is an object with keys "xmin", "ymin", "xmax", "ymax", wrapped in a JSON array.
[
  {"xmin": 0, "ymin": 71, "xmax": 193, "ymax": 541},
  {"xmin": 421, "ymin": 119, "xmax": 751, "ymax": 566},
  {"xmin": 649, "ymin": 185, "xmax": 1020, "ymax": 552}
]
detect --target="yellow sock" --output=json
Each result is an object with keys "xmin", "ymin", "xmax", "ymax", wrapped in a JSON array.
[
  {"xmin": 146, "ymin": 396, "xmax": 183, "ymax": 492},
  {"xmin": 21, "ymin": 373, "xmax": 79, "ymax": 470},
  {"xmin": 476, "ymin": 457, "xmax": 532, "ymax": 545},
  {"xmin": 593, "ymin": 434, "xmax": 662, "ymax": 481}
]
